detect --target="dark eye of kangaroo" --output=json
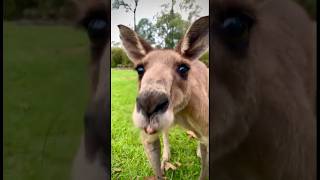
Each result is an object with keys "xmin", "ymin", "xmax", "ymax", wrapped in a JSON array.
[
  {"xmin": 135, "ymin": 65, "xmax": 145, "ymax": 77},
  {"xmin": 87, "ymin": 18, "xmax": 108, "ymax": 39},
  {"xmin": 177, "ymin": 64, "xmax": 190, "ymax": 79},
  {"xmin": 219, "ymin": 13, "xmax": 254, "ymax": 49}
]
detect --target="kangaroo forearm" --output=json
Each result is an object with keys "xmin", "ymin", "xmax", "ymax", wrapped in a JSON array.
[{"xmin": 142, "ymin": 133, "xmax": 163, "ymax": 179}]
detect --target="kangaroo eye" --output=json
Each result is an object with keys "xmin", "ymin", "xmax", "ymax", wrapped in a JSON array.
[
  {"xmin": 135, "ymin": 65, "xmax": 145, "ymax": 76},
  {"xmin": 87, "ymin": 19, "xmax": 108, "ymax": 39},
  {"xmin": 219, "ymin": 14, "xmax": 254, "ymax": 49},
  {"xmin": 177, "ymin": 64, "xmax": 190, "ymax": 78},
  {"xmin": 223, "ymin": 17, "xmax": 248, "ymax": 37},
  {"xmin": 88, "ymin": 19, "xmax": 107, "ymax": 30}
]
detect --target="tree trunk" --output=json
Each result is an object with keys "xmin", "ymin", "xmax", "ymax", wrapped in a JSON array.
[
  {"xmin": 133, "ymin": 0, "xmax": 138, "ymax": 31},
  {"xmin": 134, "ymin": 10, "xmax": 136, "ymax": 31},
  {"xmin": 171, "ymin": 0, "xmax": 174, "ymax": 15}
]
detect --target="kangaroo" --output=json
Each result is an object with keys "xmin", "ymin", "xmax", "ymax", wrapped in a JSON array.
[
  {"xmin": 210, "ymin": 0, "xmax": 316, "ymax": 179},
  {"xmin": 71, "ymin": 0, "xmax": 110, "ymax": 179},
  {"xmin": 119, "ymin": 16, "xmax": 209, "ymax": 179}
]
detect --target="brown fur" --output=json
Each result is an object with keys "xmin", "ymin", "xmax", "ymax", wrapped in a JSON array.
[
  {"xmin": 135, "ymin": 49, "xmax": 209, "ymax": 137},
  {"xmin": 71, "ymin": 0, "xmax": 110, "ymax": 179},
  {"xmin": 210, "ymin": 0, "xmax": 316, "ymax": 179},
  {"xmin": 119, "ymin": 16, "xmax": 209, "ymax": 179}
]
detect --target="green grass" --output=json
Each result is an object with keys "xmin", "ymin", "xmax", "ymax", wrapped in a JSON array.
[
  {"xmin": 4, "ymin": 22, "xmax": 90, "ymax": 180},
  {"xmin": 111, "ymin": 69, "xmax": 201, "ymax": 179}
]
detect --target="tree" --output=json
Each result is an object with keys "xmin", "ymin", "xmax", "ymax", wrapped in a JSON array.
[
  {"xmin": 179, "ymin": 0, "xmax": 202, "ymax": 22},
  {"xmin": 154, "ymin": 0, "xmax": 188, "ymax": 48},
  {"xmin": 112, "ymin": 0, "xmax": 139, "ymax": 31},
  {"xmin": 136, "ymin": 18, "xmax": 156, "ymax": 45},
  {"xmin": 155, "ymin": 13, "xmax": 187, "ymax": 48}
]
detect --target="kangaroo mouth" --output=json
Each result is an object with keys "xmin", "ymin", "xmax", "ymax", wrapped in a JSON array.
[
  {"xmin": 133, "ymin": 105, "xmax": 174, "ymax": 135},
  {"xmin": 144, "ymin": 125, "xmax": 157, "ymax": 135}
]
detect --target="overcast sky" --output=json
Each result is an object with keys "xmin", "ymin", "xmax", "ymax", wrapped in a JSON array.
[{"xmin": 111, "ymin": 0, "xmax": 208, "ymax": 45}]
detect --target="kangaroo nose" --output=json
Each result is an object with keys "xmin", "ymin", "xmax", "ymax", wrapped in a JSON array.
[{"xmin": 136, "ymin": 92, "xmax": 169, "ymax": 117}]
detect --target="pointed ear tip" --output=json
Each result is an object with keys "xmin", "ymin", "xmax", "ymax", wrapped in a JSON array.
[
  {"xmin": 199, "ymin": 16, "xmax": 209, "ymax": 22},
  {"xmin": 118, "ymin": 24, "xmax": 130, "ymax": 30},
  {"xmin": 118, "ymin": 25, "xmax": 133, "ymax": 34},
  {"xmin": 192, "ymin": 16, "xmax": 209, "ymax": 24}
]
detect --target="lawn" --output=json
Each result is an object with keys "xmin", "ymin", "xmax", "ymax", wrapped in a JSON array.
[
  {"xmin": 111, "ymin": 69, "xmax": 201, "ymax": 179},
  {"xmin": 4, "ymin": 22, "xmax": 90, "ymax": 180}
]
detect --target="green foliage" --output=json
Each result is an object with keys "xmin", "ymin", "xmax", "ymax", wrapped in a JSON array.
[
  {"xmin": 155, "ymin": 13, "xmax": 188, "ymax": 48},
  {"xmin": 153, "ymin": 0, "xmax": 189, "ymax": 48},
  {"xmin": 199, "ymin": 51, "xmax": 209, "ymax": 66},
  {"xmin": 4, "ymin": 0, "xmax": 77, "ymax": 20},
  {"xmin": 136, "ymin": 18, "xmax": 156, "ymax": 45},
  {"xmin": 111, "ymin": 47, "xmax": 133, "ymax": 68}
]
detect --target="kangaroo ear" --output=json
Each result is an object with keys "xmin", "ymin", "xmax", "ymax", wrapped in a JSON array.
[
  {"xmin": 176, "ymin": 16, "xmax": 209, "ymax": 60},
  {"xmin": 118, "ymin": 25, "xmax": 153, "ymax": 62}
]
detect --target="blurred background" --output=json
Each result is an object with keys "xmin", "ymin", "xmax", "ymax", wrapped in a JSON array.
[
  {"xmin": 3, "ymin": 0, "xmax": 316, "ymax": 179},
  {"xmin": 4, "ymin": 0, "xmax": 90, "ymax": 180},
  {"xmin": 4, "ymin": 0, "xmax": 78, "ymax": 22}
]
